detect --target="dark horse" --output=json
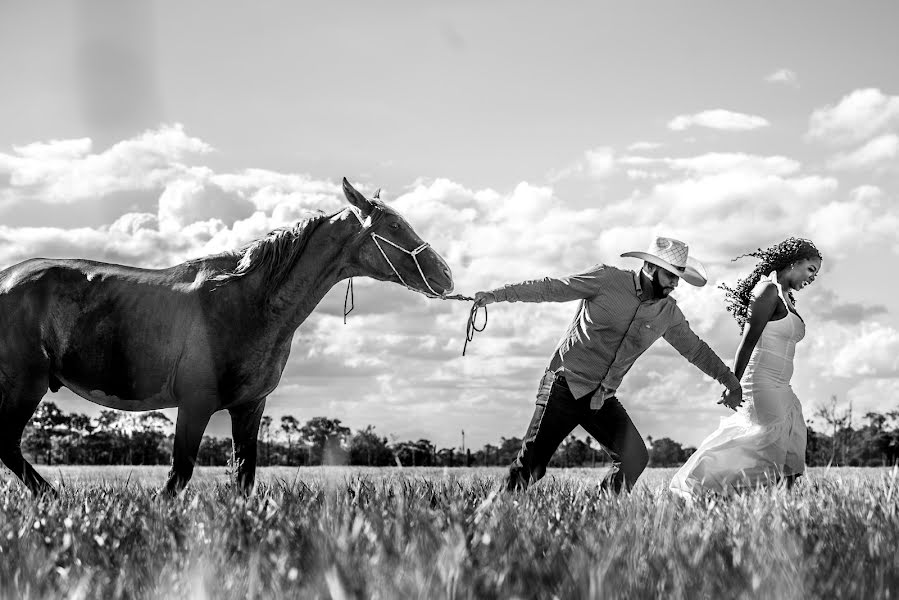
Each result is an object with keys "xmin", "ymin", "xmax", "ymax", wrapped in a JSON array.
[{"xmin": 0, "ymin": 178, "xmax": 453, "ymax": 496}]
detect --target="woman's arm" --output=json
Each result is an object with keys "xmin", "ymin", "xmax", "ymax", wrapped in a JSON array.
[{"xmin": 732, "ymin": 282, "xmax": 780, "ymax": 380}]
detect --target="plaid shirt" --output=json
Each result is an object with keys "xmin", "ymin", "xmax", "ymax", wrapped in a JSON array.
[{"xmin": 490, "ymin": 264, "xmax": 740, "ymax": 401}]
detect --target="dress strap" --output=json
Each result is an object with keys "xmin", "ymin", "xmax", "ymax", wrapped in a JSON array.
[
  {"xmin": 766, "ymin": 271, "xmax": 790, "ymax": 306},
  {"xmin": 767, "ymin": 270, "xmax": 803, "ymax": 323}
]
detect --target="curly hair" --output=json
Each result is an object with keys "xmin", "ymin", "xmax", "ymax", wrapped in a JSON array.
[{"xmin": 720, "ymin": 237, "xmax": 822, "ymax": 330}]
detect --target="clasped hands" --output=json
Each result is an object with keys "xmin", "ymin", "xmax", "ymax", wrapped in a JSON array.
[{"xmin": 718, "ymin": 386, "xmax": 743, "ymax": 411}]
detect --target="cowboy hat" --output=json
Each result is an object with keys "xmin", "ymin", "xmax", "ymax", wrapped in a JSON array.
[{"xmin": 621, "ymin": 236, "xmax": 708, "ymax": 287}]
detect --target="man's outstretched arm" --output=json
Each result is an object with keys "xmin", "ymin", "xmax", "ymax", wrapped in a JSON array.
[{"xmin": 474, "ymin": 264, "xmax": 610, "ymax": 307}]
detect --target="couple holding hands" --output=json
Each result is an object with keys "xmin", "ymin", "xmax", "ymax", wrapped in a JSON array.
[{"xmin": 474, "ymin": 236, "xmax": 822, "ymax": 499}]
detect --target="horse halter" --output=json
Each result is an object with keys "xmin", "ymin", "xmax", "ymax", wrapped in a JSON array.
[
  {"xmin": 369, "ymin": 233, "xmax": 443, "ymax": 298},
  {"xmin": 344, "ymin": 202, "xmax": 444, "ymax": 324},
  {"xmin": 343, "ymin": 198, "xmax": 486, "ymax": 356}
]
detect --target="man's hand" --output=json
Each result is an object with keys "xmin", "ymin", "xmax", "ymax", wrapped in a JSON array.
[
  {"xmin": 717, "ymin": 386, "xmax": 743, "ymax": 411},
  {"xmin": 473, "ymin": 291, "xmax": 496, "ymax": 308}
]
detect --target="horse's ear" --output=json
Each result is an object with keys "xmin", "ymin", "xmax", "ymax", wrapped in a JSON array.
[
  {"xmin": 342, "ymin": 177, "xmax": 374, "ymax": 219},
  {"xmin": 373, "ymin": 188, "xmax": 381, "ymax": 199}
]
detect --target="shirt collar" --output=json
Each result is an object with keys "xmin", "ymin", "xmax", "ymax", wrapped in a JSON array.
[
  {"xmin": 633, "ymin": 269, "xmax": 662, "ymax": 303},
  {"xmin": 633, "ymin": 270, "xmax": 644, "ymax": 297}
]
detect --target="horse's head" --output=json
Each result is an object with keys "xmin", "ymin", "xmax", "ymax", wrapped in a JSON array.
[{"xmin": 342, "ymin": 177, "xmax": 454, "ymax": 297}]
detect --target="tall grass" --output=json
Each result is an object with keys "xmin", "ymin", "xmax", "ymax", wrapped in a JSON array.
[{"xmin": 1, "ymin": 466, "xmax": 897, "ymax": 599}]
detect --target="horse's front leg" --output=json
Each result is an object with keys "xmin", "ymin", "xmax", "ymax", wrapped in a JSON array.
[
  {"xmin": 228, "ymin": 398, "xmax": 266, "ymax": 496},
  {"xmin": 162, "ymin": 403, "xmax": 214, "ymax": 497},
  {"xmin": 0, "ymin": 360, "xmax": 55, "ymax": 496}
]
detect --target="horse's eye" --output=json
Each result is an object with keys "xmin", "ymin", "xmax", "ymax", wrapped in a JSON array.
[{"xmin": 389, "ymin": 222, "xmax": 400, "ymax": 230}]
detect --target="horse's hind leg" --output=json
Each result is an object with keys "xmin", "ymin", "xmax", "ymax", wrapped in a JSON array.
[
  {"xmin": 0, "ymin": 368, "xmax": 53, "ymax": 496},
  {"xmin": 228, "ymin": 398, "xmax": 266, "ymax": 495}
]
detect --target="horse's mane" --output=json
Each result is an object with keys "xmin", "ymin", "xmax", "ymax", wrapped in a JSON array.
[{"xmin": 210, "ymin": 213, "xmax": 330, "ymax": 293}]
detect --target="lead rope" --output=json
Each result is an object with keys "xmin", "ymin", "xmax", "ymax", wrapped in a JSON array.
[
  {"xmin": 343, "ymin": 278, "xmax": 354, "ymax": 324},
  {"xmin": 462, "ymin": 299, "xmax": 487, "ymax": 357},
  {"xmin": 341, "ymin": 281, "xmax": 487, "ymax": 356}
]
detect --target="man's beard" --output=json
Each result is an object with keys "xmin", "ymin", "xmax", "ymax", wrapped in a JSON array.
[{"xmin": 652, "ymin": 271, "xmax": 671, "ymax": 298}]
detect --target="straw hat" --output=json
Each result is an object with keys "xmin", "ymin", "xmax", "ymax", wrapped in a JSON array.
[{"xmin": 621, "ymin": 236, "xmax": 708, "ymax": 287}]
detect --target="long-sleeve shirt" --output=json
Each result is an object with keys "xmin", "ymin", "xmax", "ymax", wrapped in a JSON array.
[{"xmin": 489, "ymin": 264, "xmax": 740, "ymax": 401}]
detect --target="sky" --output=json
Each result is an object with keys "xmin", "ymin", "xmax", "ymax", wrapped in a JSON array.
[{"xmin": 1, "ymin": 1, "xmax": 898, "ymax": 451}]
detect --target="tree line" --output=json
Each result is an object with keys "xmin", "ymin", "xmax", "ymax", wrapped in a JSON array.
[{"xmin": 20, "ymin": 399, "xmax": 899, "ymax": 469}]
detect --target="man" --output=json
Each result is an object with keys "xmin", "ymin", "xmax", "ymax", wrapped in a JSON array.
[{"xmin": 474, "ymin": 236, "xmax": 743, "ymax": 493}]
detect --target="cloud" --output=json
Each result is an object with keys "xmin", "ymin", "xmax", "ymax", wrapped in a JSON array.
[
  {"xmin": 844, "ymin": 379, "xmax": 899, "ymax": 420},
  {"xmin": 628, "ymin": 141, "xmax": 663, "ymax": 151},
  {"xmin": 807, "ymin": 88, "xmax": 899, "ymax": 145},
  {"xmin": 12, "ymin": 137, "xmax": 93, "ymax": 160},
  {"xmin": 764, "ymin": 68, "xmax": 799, "ymax": 87},
  {"xmin": 547, "ymin": 146, "xmax": 617, "ymax": 182},
  {"xmin": 813, "ymin": 288, "xmax": 888, "ymax": 324},
  {"xmin": 157, "ymin": 179, "xmax": 255, "ymax": 233},
  {"xmin": 826, "ymin": 324, "xmax": 899, "ymax": 378},
  {"xmin": 808, "ymin": 185, "xmax": 899, "ymax": 257},
  {"xmin": 827, "ymin": 133, "xmax": 899, "ymax": 170},
  {"xmin": 667, "ymin": 110, "xmax": 770, "ymax": 132},
  {"xmin": 620, "ymin": 152, "xmax": 801, "ymax": 177},
  {"xmin": 0, "ymin": 123, "xmax": 212, "ymax": 204}
]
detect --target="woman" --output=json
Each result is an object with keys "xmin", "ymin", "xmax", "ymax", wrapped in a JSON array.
[{"xmin": 670, "ymin": 238, "xmax": 822, "ymax": 499}]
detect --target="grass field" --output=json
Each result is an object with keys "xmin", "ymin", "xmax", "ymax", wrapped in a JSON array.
[{"xmin": 1, "ymin": 465, "xmax": 898, "ymax": 599}]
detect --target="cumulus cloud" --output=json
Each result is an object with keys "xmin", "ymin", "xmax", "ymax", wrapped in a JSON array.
[
  {"xmin": 827, "ymin": 324, "xmax": 899, "ymax": 378},
  {"xmin": 667, "ymin": 110, "xmax": 770, "ymax": 132},
  {"xmin": 808, "ymin": 185, "xmax": 899, "ymax": 256},
  {"xmin": 157, "ymin": 179, "xmax": 255, "ymax": 233},
  {"xmin": 0, "ymin": 123, "xmax": 211, "ymax": 203},
  {"xmin": 807, "ymin": 88, "xmax": 899, "ymax": 145},
  {"xmin": 827, "ymin": 133, "xmax": 899, "ymax": 170},
  {"xmin": 764, "ymin": 68, "xmax": 799, "ymax": 87}
]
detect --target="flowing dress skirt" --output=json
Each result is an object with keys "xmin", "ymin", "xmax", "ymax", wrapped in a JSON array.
[{"xmin": 670, "ymin": 309, "xmax": 807, "ymax": 499}]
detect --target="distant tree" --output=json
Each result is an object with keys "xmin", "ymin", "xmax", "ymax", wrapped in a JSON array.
[
  {"xmin": 816, "ymin": 395, "xmax": 852, "ymax": 465},
  {"xmin": 129, "ymin": 412, "xmax": 173, "ymax": 465},
  {"xmin": 497, "ymin": 437, "xmax": 523, "ymax": 466},
  {"xmin": 478, "ymin": 444, "xmax": 498, "ymax": 466},
  {"xmin": 393, "ymin": 439, "xmax": 436, "ymax": 467},
  {"xmin": 648, "ymin": 437, "xmax": 689, "ymax": 467},
  {"xmin": 88, "ymin": 410, "xmax": 130, "ymax": 464},
  {"xmin": 349, "ymin": 426, "xmax": 394, "ymax": 466},
  {"xmin": 280, "ymin": 415, "xmax": 300, "ymax": 465},
  {"xmin": 22, "ymin": 402, "xmax": 68, "ymax": 465},
  {"xmin": 56, "ymin": 413, "xmax": 94, "ymax": 464},
  {"xmin": 437, "ymin": 447, "xmax": 456, "ymax": 467},
  {"xmin": 846, "ymin": 411, "xmax": 896, "ymax": 466},
  {"xmin": 549, "ymin": 436, "xmax": 590, "ymax": 467},
  {"xmin": 259, "ymin": 416, "xmax": 273, "ymax": 466},
  {"xmin": 197, "ymin": 436, "xmax": 233, "ymax": 466},
  {"xmin": 300, "ymin": 417, "xmax": 351, "ymax": 465}
]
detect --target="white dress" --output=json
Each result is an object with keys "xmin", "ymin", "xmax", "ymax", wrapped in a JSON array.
[{"xmin": 669, "ymin": 273, "xmax": 807, "ymax": 498}]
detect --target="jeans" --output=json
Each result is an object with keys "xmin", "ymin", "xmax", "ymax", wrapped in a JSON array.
[{"xmin": 505, "ymin": 373, "xmax": 649, "ymax": 493}]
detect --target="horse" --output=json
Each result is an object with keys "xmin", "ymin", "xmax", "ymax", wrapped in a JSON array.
[{"xmin": 0, "ymin": 178, "xmax": 454, "ymax": 496}]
